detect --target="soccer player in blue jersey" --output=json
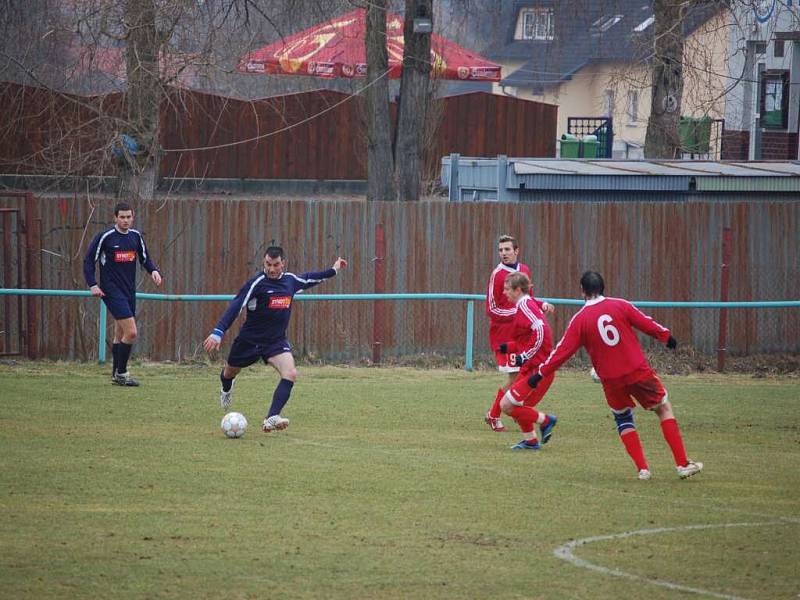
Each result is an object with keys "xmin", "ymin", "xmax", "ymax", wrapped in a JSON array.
[
  {"xmin": 83, "ymin": 202, "xmax": 163, "ymax": 386},
  {"xmin": 203, "ymin": 246, "xmax": 347, "ymax": 433}
]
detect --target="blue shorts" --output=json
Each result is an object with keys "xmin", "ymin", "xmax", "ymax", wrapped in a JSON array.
[
  {"xmin": 102, "ymin": 294, "xmax": 136, "ymax": 320},
  {"xmin": 227, "ymin": 337, "xmax": 292, "ymax": 368}
]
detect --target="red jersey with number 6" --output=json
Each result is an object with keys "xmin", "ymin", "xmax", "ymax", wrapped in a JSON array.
[{"xmin": 539, "ymin": 296, "xmax": 671, "ymax": 385}]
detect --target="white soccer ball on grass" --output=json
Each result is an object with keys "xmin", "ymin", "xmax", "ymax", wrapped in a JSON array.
[
  {"xmin": 221, "ymin": 412, "xmax": 248, "ymax": 438},
  {"xmin": 590, "ymin": 368, "xmax": 601, "ymax": 384}
]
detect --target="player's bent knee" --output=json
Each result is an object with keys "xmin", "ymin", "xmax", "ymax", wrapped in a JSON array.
[
  {"xmin": 653, "ymin": 394, "xmax": 671, "ymax": 412},
  {"xmin": 500, "ymin": 391, "xmax": 519, "ymax": 414},
  {"xmin": 284, "ymin": 368, "xmax": 298, "ymax": 382},
  {"xmin": 613, "ymin": 408, "xmax": 635, "ymax": 435}
]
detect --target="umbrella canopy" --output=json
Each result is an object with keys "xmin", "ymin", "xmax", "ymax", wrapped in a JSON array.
[{"xmin": 238, "ymin": 8, "xmax": 501, "ymax": 81}]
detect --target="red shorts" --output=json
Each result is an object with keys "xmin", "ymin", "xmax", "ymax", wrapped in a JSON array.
[
  {"xmin": 506, "ymin": 372, "xmax": 554, "ymax": 408},
  {"xmin": 601, "ymin": 367, "xmax": 667, "ymax": 411},
  {"xmin": 490, "ymin": 323, "xmax": 518, "ymax": 372},
  {"xmin": 494, "ymin": 350, "xmax": 521, "ymax": 373}
]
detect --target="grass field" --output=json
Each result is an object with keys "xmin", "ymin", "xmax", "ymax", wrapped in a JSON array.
[{"xmin": 1, "ymin": 361, "xmax": 798, "ymax": 599}]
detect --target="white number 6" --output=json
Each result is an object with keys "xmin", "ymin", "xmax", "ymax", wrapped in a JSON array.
[{"xmin": 597, "ymin": 314, "xmax": 620, "ymax": 346}]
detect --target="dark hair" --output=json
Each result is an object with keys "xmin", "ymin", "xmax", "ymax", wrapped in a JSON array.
[
  {"xmin": 580, "ymin": 271, "xmax": 605, "ymax": 297},
  {"xmin": 114, "ymin": 202, "xmax": 132, "ymax": 216},
  {"xmin": 498, "ymin": 234, "xmax": 518, "ymax": 249},
  {"xmin": 265, "ymin": 246, "xmax": 284, "ymax": 259}
]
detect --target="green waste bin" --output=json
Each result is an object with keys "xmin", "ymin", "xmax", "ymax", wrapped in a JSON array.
[
  {"xmin": 560, "ymin": 133, "xmax": 580, "ymax": 158},
  {"xmin": 560, "ymin": 133, "xmax": 599, "ymax": 158},
  {"xmin": 581, "ymin": 134, "xmax": 599, "ymax": 158},
  {"xmin": 679, "ymin": 117, "xmax": 712, "ymax": 154}
]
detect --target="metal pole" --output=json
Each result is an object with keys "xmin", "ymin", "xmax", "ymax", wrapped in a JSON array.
[
  {"xmin": 465, "ymin": 300, "xmax": 474, "ymax": 371},
  {"xmin": 372, "ymin": 222, "xmax": 385, "ymax": 364},
  {"xmin": 23, "ymin": 192, "xmax": 40, "ymax": 359},
  {"xmin": 98, "ymin": 300, "xmax": 107, "ymax": 364},
  {"xmin": 717, "ymin": 227, "xmax": 733, "ymax": 372}
]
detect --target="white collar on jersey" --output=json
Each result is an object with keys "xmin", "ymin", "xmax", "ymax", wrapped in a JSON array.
[
  {"xmin": 585, "ymin": 295, "xmax": 606, "ymax": 306},
  {"xmin": 114, "ymin": 226, "xmax": 130, "ymax": 235},
  {"xmin": 497, "ymin": 262, "xmax": 519, "ymax": 273},
  {"xmin": 516, "ymin": 294, "xmax": 531, "ymax": 306}
]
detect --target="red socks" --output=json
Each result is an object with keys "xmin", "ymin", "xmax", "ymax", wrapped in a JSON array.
[
  {"xmin": 488, "ymin": 388, "xmax": 504, "ymax": 419},
  {"xmin": 620, "ymin": 430, "xmax": 648, "ymax": 471},
  {"xmin": 508, "ymin": 405, "xmax": 542, "ymax": 434},
  {"xmin": 660, "ymin": 418, "xmax": 689, "ymax": 467}
]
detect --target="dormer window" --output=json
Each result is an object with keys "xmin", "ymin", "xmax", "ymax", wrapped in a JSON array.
[
  {"xmin": 517, "ymin": 8, "xmax": 554, "ymax": 41},
  {"xmin": 634, "ymin": 15, "xmax": 654, "ymax": 32},
  {"xmin": 592, "ymin": 14, "xmax": 623, "ymax": 33}
]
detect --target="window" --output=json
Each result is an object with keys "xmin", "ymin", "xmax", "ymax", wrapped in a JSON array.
[
  {"xmin": 603, "ymin": 89, "xmax": 615, "ymax": 118},
  {"xmin": 627, "ymin": 90, "xmax": 639, "ymax": 123},
  {"xmin": 591, "ymin": 14, "xmax": 623, "ymax": 33},
  {"xmin": 634, "ymin": 15, "xmax": 654, "ymax": 32},
  {"xmin": 519, "ymin": 8, "xmax": 554, "ymax": 40},
  {"xmin": 760, "ymin": 70, "xmax": 789, "ymax": 129},
  {"xmin": 774, "ymin": 40, "xmax": 785, "ymax": 58}
]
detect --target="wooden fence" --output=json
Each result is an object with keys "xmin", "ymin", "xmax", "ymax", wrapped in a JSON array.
[
  {"xmin": 0, "ymin": 83, "xmax": 557, "ymax": 181},
  {"xmin": 1, "ymin": 194, "xmax": 797, "ymax": 361}
]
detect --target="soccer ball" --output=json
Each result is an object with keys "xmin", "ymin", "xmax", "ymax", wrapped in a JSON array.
[
  {"xmin": 221, "ymin": 412, "xmax": 248, "ymax": 438},
  {"xmin": 590, "ymin": 368, "xmax": 601, "ymax": 384}
]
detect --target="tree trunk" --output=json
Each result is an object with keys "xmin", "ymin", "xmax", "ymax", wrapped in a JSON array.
[
  {"xmin": 644, "ymin": 0, "xmax": 685, "ymax": 159},
  {"xmin": 364, "ymin": 0, "xmax": 396, "ymax": 202},
  {"xmin": 121, "ymin": 0, "xmax": 161, "ymax": 201},
  {"xmin": 395, "ymin": 0, "xmax": 432, "ymax": 202}
]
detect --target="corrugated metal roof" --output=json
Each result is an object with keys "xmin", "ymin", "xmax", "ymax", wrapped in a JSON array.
[
  {"xmin": 508, "ymin": 159, "xmax": 800, "ymax": 192},
  {"xmin": 512, "ymin": 159, "xmax": 800, "ymax": 177},
  {"xmin": 442, "ymin": 155, "xmax": 800, "ymax": 200},
  {"xmin": 696, "ymin": 177, "xmax": 800, "ymax": 192}
]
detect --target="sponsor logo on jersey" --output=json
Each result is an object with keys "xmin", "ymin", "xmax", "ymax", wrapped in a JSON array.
[
  {"xmin": 268, "ymin": 296, "xmax": 292, "ymax": 309},
  {"xmin": 114, "ymin": 250, "xmax": 137, "ymax": 263}
]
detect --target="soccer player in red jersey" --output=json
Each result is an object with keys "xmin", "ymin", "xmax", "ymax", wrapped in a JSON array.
[
  {"xmin": 495, "ymin": 272, "xmax": 558, "ymax": 450},
  {"xmin": 528, "ymin": 271, "xmax": 703, "ymax": 480},
  {"xmin": 484, "ymin": 235, "xmax": 553, "ymax": 432}
]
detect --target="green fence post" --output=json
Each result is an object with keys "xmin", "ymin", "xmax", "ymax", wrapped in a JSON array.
[
  {"xmin": 98, "ymin": 300, "xmax": 107, "ymax": 364},
  {"xmin": 465, "ymin": 300, "xmax": 474, "ymax": 371}
]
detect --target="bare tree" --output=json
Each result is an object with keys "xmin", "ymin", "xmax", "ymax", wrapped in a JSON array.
[
  {"xmin": 394, "ymin": 0, "xmax": 433, "ymax": 201},
  {"xmin": 121, "ymin": 0, "xmax": 162, "ymax": 200},
  {"xmin": 365, "ymin": 0, "xmax": 397, "ymax": 202},
  {"xmin": 644, "ymin": 0, "xmax": 686, "ymax": 158}
]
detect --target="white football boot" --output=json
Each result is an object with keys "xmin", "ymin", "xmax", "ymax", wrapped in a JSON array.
[
  {"xmin": 262, "ymin": 415, "xmax": 290, "ymax": 433},
  {"xmin": 220, "ymin": 379, "xmax": 235, "ymax": 410},
  {"xmin": 677, "ymin": 460, "xmax": 703, "ymax": 479}
]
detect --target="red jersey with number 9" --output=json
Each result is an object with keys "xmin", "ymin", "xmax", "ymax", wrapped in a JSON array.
[{"xmin": 539, "ymin": 296, "xmax": 671, "ymax": 385}]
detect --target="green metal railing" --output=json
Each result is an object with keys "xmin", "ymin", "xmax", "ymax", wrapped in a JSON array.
[{"xmin": 1, "ymin": 288, "xmax": 799, "ymax": 370}]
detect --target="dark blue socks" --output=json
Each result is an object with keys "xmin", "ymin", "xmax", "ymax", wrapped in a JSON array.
[
  {"xmin": 112, "ymin": 342, "xmax": 120, "ymax": 375},
  {"xmin": 220, "ymin": 369, "xmax": 234, "ymax": 392},
  {"xmin": 117, "ymin": 342, "xmax": 133, "ymax": 374},
  {"xmin": 267, "ymin": 378, "xmax": 294, "ymax": 417}
]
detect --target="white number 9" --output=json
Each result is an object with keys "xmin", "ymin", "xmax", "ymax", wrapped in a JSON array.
[{"xmin": 597, "ymin": 314, "xmax": 620, "ymax": 346}]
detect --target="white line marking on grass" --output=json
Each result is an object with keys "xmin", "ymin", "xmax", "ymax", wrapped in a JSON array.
[{"xmin": 553, "ymin": 521, "xmax": 788, "ymax": 600}]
